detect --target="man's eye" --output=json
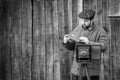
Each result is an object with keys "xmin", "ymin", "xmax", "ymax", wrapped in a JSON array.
[{"xmin": 85, "ymin": 20, "xmax": 89, "ymax": 22}]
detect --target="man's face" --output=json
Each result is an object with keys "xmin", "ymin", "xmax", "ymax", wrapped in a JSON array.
[{"xmin": 79, "ymin": 18, "xmax": 91, "ymax": 29}]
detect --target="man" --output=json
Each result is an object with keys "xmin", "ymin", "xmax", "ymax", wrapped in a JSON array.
[{"xmin": 63, "ymin": 9, "xmax": 108, "ymax": 80}]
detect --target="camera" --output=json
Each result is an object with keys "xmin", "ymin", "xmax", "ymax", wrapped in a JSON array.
[{"xmin": 75, "ymin": 42, "xmax": 101, "ymax": 62}]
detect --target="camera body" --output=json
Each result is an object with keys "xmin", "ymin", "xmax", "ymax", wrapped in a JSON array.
[{"xmin": 75, "ymin": 43, "xmax": 101, "ymax": 62}]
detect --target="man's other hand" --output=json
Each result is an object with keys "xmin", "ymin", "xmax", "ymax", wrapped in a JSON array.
[
  {"xmin": 79, "ymin": 36, "xmax": 89, "ymax": 44},
  {"xmin": 63, "ymin": 35, "xmax": 70, "ymax": 43}
]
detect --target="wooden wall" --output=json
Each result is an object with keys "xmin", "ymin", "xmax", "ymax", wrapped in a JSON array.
[
  {"xmin": 109, "ymin": 0, "xmax": 120, "ymax": 80},
  {"xmin": 2, "ymin": 0, "xmax": 120, "ymax": 80},
  {"xmin": 0, "ymin": 0, "xmax": 82, "ymax": 80},
  {"xmin": 0, "ymin": 0, "xmax": 32, "ymax": 80}
]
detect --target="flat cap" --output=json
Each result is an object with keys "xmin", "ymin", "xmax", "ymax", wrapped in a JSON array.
[{"xmin": 79, "ymin": 9, "xmax": 95, "ymax": 20}]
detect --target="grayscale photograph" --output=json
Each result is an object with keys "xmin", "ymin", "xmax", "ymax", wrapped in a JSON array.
[{"xmin": 0, "ymin": 0, "xmax": 118, "ymax": 80}]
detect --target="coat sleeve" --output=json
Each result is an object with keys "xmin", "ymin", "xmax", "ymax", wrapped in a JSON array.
[
  {"xmin": 89, "ymin": 28, "xmax": 108, "ymax": 52},
  {"xmin": 98, "ymin": 28, "xmax": 108, "ymax": 52}
]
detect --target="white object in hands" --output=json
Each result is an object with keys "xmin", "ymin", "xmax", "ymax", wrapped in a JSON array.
[
  {"xmin": 63, "ymin": 35, "xmax": 70, "ymax": 43},
  {"xmin": 79, "ymin": 36, "xmax": 89, "ymax": 44}
]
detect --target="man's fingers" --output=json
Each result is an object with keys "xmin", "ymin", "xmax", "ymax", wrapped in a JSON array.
[
  {"xmin": 79, "ymin": 37, "xmax": 86, "ymax": 41},
  {"xmin": 80, "ymin": 39, "xmax": 85, "ymax": 42},
  {"xmin": 64, "ymin": 35, "xmax": 69, "ymax": 37}
]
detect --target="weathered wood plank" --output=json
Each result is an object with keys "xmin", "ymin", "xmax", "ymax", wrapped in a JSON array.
[
  {"xmin": 83, "ymin": 0, "xmax": 91, "ymax": 10},
  {"xmin": 9, "ymin": 0, "xmax": 22, "ymax": 80},
  {"xmin": 67, "ymin": 0, "xmax": 73, "ymax": 79},
  {"xmin": 21, "ymin": 0, "xmax": 32, "ymax": 80},
  {"xmin": 57, "ymin": 0, "xmax": 66, "ymax": 80},
  {"xmin": 64, "ymin": 1, "xmax": 70, "ymax": 79},
  {"xmin": 45, "ymin": 0, "xmax": 54, "ymax": 80},
  {"xmin": 110, "ymin": 18, "xmax": 116, "ymax": 80},
  {"xmin": 0, "ymin": 0, "xmax": 11, "ymax": 80},
  {"xmin": 6, "ymin": 0, "xmax": 12, "ymax": 80},
  {"xmin": 77, "ymin": 0, "xmax": 83, "ymax": 25},
  {"xmin": 102, "ymin": 0, "xmax": 111, "ymax": 80},
  {"xmin": 39, "ymin": 0, "xmax": 46, "ymax": 80},
  {"xmin": 106, "ymin": 0, "xmax": 112, "ymax": 80},
  {"xmin": 32, "ymin": 0, "xmax": 46, "ymax": 80},
  {"xmin": 91, "ymin": 0, "xmax": 98, "ymax": 25},
  {"xmin": 77, "ymin": 0, "xmax": 83, "ymax": 15},
  {"xmin": 64, "ymin": 0, "xmax": 73, "ymax": 80},
  {"xmin": 32, "ymin": 0, "xmax": 41, "ymax": 80},
  {"xmin": 51, "ymin": 0, "xmax": 61, "ymax": 80},
  {"xmin": 102, "ymin": 0, "xmax": 109, "ymax": 32},
  {"xmin": 72, "ymin": 0, "xmax": 78, "ymax": 29},
  {"xmin": 110, "ymin": 18, "xmax": 120, "ymax": 80},
  {"xmin": 0, "ymin": 0, "xmax": 2, "ymax": 78},
  {"xmin": 108, "ymin": 1, "xmax": 120, "ymax": 80},
  {"xmin": 97, "ymin": 0, "xmax": 103, "ymax": 27}
]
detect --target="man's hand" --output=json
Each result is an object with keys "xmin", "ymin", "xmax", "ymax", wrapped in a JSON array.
[
  {"xmin": 79, "ymin": 36, "xmax": 89, "ymax": 44},
  {"xmin": 63, "ymin": 35, "xmax": 70, "ymax": 43}
]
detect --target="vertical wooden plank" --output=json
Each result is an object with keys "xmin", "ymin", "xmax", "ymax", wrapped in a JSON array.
[
  {"xmin": 6, "ymin": 0, "xmax": 12, "ymax": 80},
  {"xmin": 72, "ymin": 0, "xmax": 78, "ymax": 29},
  {"xmin": 10, "ymin": 0, "xmax": 22, "ymax": 80},
  {"xmin": 32, "ymin": 0, "xmax": 46, "ymax": 80},
  {"xmin": 45, "ymin": 0, "xmax": 54, "ymax": 80},
  {"xmin": 77, "ymin": 0, "xmax": 83, "ymax": 15},
  {"xmin": 64, "ymin": 0, "xmax": 73, "ymax": 80},
  {"xmin": 110, "ymin": 18, "xmax": 115, "ymax": 80},
  {"xmin": 68, "ymin": 0, "xmax": 72, "ymax": 32},
  {"xmin": 6, "ymin": 16, "xmax": 12, "ymax": 80},
  {"xmin": 102, "ymin": 0, "xmax": 111, "ymax": 80},
  {"xmin": 57, "ymin": 0, "xmax": 66, "ymax": 80},
  {"xmin": 0, "ymin": 0, "xmax": 9, "ymax": 80},
  {"xmin": 77, "ymin": 0, "xmax": 83, "ymax": 25},
  {"xmin": 64, "ymin": 1, "xmax": 69, "ymax": 79},
  {"xmin": 39, "ymin": 0, "xmax": 46, "ymax": 80},
  {"xmin": 0, "ymin": 0, "xmax": 2, "ymax": 79},
  {"xmin": 114, "ymin": 18, "xmax": 120, "ymax": 80},
  {"xmin": 64, "ymin": 0, "xmax": 69, "ymax": 34},
  {"xmin": 108, "ymin": 0, "xmax": 120, "ymax": 80},
  {"xmin": 51, "ymin": 0, "xmax": 61, "ymax": 80},
  {"xmin": 110, "ymin": 18, "xmax": 120, "ymax": 80},
  {"xmin": 102, "ymin": 0, "xmax": 109, "ymax": 32},
  {"xmin": 0, "ymin": 0, "xmax": 4, "ymax": 80},
  {"xmin": 107, "ymin": 1, "xmax": 112, "ymax": 80},
  {"xmin": 57, "ymin": 0, "xmax": 65, "ymax": 38},
  {"xmin": 32, "ymin": 0, "xmax": 41, "ymax": 80},
  {"xmin": 97, "ymin": 0, "xmax": 103, "ymax": 27},
  {"xmin": 21, "ymin": 0, "xmax": 32, "ymax": 80},
  {"xmin": 91, "ymin": 0, "xmax": 98, "ymax": 25},
  {"xmin": 83, "ymin": 0, "xmax": 91, "ymax": 10},
  {"xmin": 67, "ymin": 0, "xmax": 73, "ymax": 80},
  {"xmin": 109, "ymin": 19, "xmax": 115, "ymax": 80}
]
